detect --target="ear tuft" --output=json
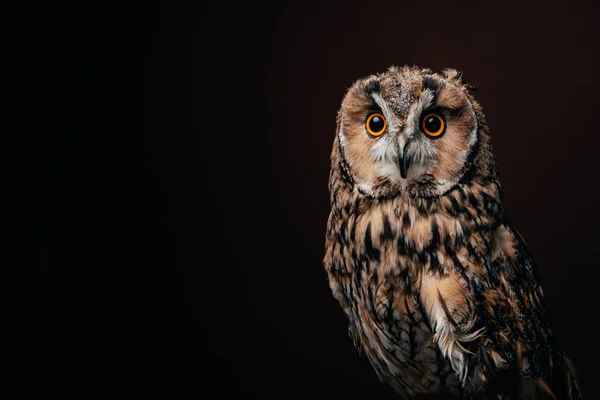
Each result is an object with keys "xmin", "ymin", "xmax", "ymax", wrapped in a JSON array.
[{"xmin": 440, "ymin": 68, "xmax": 477, "ymax": 92}]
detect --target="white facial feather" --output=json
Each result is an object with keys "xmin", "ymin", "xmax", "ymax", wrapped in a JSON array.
[
  {"xmin": 368, "ymin": 92, "xmax": 403, "ymax": 181},
  {"xmin": 369, "ymin": 92, "xmax": 398, "ymax": 161},
  {"xmin": 370, "ymin": 135, "xmax": 398, "ymax": 162},
  {"xmin": 406, "ymin": 89, "xmax": 435, "ymax": 135},
  {"xmin": 374, "ymin": 161, "xmax": 402, "ymax": 181},
  {"xmin": 405, "ymin": 89, "xmax": 438, "ymax": 168},
  {"xmin": 369, "ymin": 88, "xmax": 439, "ymax": 183},
  {"xmin": 371, "ymin": 92, "xmax": 394, "ymax": 121},
  {"xmin": 464, "ymin": 97, "xmax": 479, "ymax": 149}
]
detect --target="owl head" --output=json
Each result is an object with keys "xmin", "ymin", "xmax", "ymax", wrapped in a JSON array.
[{"xmin": 333, "ymin": 66, "xmax": 495, "ymax": 199}]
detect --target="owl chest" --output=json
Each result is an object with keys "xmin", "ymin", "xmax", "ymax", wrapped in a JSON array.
[
  {"xmin": 333, "ymin": 207, "xmax": 430, "ymax": 310},
  {"xmin": 328, "ymin": 209, "xmax": 469, "ymax": 393},
  {"xmin": 335, "ymin": 240, "xmax": 435, "ymax": 363},
  {"xmin": 338, "ymin": 257, "xmax": 458, "ymax": 394}
]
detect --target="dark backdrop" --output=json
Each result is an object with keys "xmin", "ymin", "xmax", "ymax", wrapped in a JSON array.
[{"xmin": 19, "ymin": 0, "xmax": 600, "ymax": 398}]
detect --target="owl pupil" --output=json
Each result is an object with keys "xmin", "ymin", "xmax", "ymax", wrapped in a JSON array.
[
  {"xmin": 369, "ymin": 116, "xmax": 384, "ymax": 132},
  {"xmin": 425, "ymin": 116, "xmax": 441, "ymax": 132}
]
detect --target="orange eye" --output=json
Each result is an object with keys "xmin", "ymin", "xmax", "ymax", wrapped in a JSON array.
[
  {"xmin": 366, "ymin": 113, "xmax": 386, "ymax": 137},
  {"xmin": 421, "ymin": 113, "xmax": 445, "ymax": 138}
]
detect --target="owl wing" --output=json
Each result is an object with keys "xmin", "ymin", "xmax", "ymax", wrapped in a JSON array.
[{"xmin": 419, "ymin": 221, "xmax": 582, "ymax": 399}]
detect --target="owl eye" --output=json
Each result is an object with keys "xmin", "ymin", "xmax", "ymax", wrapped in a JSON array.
[
  {"xmin": 366, "ymin": 113, "xmax": 386, "ymax": 137},
  {"xmin": 421, "ymin": 113, "xmax": 445, "ymax": 138}
]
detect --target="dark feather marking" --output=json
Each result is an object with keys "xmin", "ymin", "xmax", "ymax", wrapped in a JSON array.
[
  {"xmin": 402, "ymin": 211, "xmax": 411, "ymax": 228},
  {"xmin": 443, "ymin": 234, "xmax": 454, "ymax": 255},
  {"xmin": 466, "ymin": 242, "xmax": 481, "ymax": 263},
  {"xmin": 397, "ymin": 235, "xmax": 407, "ymax": 255},
  {"xmin": 429, "ymin": 219, "xmax": 441, "ymax": 250},
  {"xmin": 423, "ymin": 75, "xmax": 440, "ymax": 93},
  {"xmin": 382, "ymin": 214, "xmax": 394, "ymax": 241},
  {"xmin": 462, "ymin": 226, "xmax": 472, "ymax": 241},
  {"xmin": 452, "ymin": 255, "xmax": 469, "ymax": 279},
  {"xmin": 429, "ymin": 251, "xmax": 442, "ymax": 274},
  {"xmin": 418, "ymin": 251, "xmax": 427, "ymax": 265},
  {"xmin": 353, "ymin": 197, "xmax": 363, "ymax": 217},
  {"xmin": 437, "ymin": 289, "xmax": 458, "ymax": 328},
  {"xmin": 468, "ymin": 193, "xmax": 479, "ymax": 210},
  {"xmin": 344, "ymin": 202, "xmax": 351, "ymax": 215},
  {"xmin": 365, "ymin": 79, "xmax": 381, "ymax": 94},
  {"xmin": 416, "ymin": 200, "xmax": 429, "ymax": 215},
  {"xmin": 456, "ymin": 185, "xmax": 468, "ymax": 201},
  {"xmin": 416, "ymin": 298, "xmax": 433, "ymax": 332},
  {"xmin": 339, "ymin": 220, "xmax": 347, "ymax": 244},
  {"xmin": 338, "ymin": 159, "xmax": 355, "ymax": 187},
  {"xmin": 384, "ymin": 285, "xmax": 396, "ymax": 328},
  {"xmin": 366, "ymin": 104, "xmax": 383, "ymax": 115},
  {"xmin": 367, "ymin": 285, "xmax": 378, "ymax": 318},
  {"xmin": 351, "ymin": 250, "xmax": 361, "ymax": 287},
  {"xmin": 332, "ymin": 186, "xmax": 339, "ymax": 204},
  {"xmin": 448, "ymin": 195, "xmax": 466, "ymax": 218},
  {"xmin": 461, "ymin": 292, "xmax": 474, "ymax": 315},
  {"xmin": 350, "ymin": 218, "xmax": 357, "ymax": 242},
  {"xmin": 364, "ymin": 223, "xmax": 381, "ymax": 261}
]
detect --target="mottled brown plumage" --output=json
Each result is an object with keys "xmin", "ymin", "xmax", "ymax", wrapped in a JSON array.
[{"xmin": 323, "ymin": 66, "xmax": 581, "ymax": 399}]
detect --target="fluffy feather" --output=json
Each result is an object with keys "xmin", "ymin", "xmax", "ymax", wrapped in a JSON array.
[{"xmin": 323, "ymin": 66, "xmax": 582, "ymax": 399}]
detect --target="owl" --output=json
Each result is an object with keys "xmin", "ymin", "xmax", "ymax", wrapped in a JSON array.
[{"xmin": 323, "ymin": 66, "xmax": 582, "ymax": 399}]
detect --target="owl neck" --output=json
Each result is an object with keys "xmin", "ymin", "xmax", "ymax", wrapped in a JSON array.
[
  {"xmin": 328, "ymin": 169, "xmax": 506, "ymax": 279},
  {"xmin": 328, "ymin": 133, "xmax": 506, "ymax": 256},
  {"xmin": 330, "ymin": 162, "xmax": 504, "ymax": 226}
]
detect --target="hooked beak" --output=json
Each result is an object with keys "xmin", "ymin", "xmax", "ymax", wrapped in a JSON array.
[{"xmin": 397, "ymin": 144, "xmax": 411, "ymax": 179}]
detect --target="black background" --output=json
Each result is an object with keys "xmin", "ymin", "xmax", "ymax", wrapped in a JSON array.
[{"xmin": 16, "ymin": 0, "xmax": 600, "ymax": 398}]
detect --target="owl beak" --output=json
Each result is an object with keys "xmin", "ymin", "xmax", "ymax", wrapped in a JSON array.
[{"xmin": 397, "ymin": 145, "xmax": 411, "ymax": 179}]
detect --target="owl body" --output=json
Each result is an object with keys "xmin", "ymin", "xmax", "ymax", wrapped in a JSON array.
[{"xmin": 323, "ymin": 66, "xmax": 581, "ymax": 399}]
